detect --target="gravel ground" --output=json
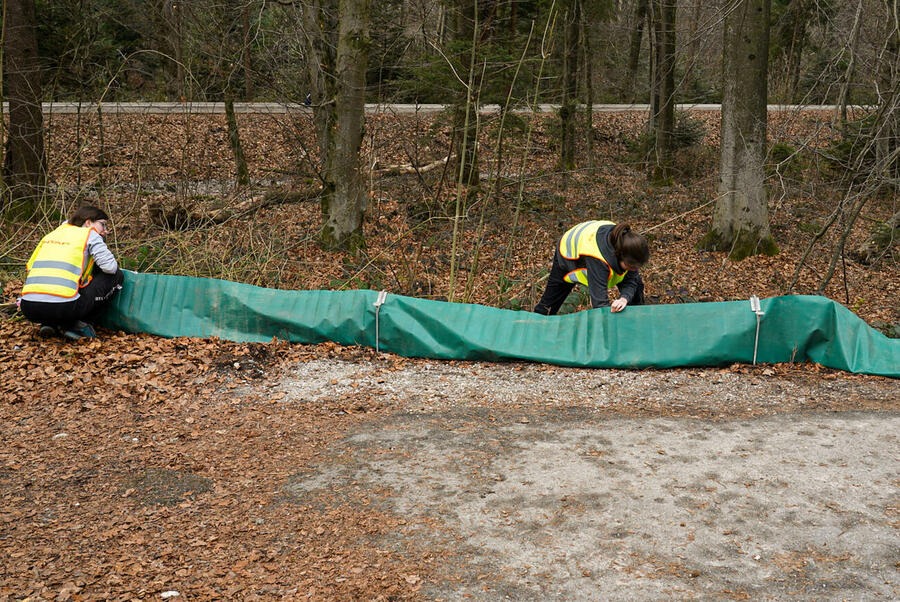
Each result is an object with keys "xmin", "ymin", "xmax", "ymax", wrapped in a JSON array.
[{"xmin": 278, "ymin": 357, "xmax": 900, "ymax": 600}]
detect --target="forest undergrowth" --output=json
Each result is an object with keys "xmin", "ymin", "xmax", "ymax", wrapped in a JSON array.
[{"xmin": 1, "ymin": 108, "xmax": 897, "ymax": 333}]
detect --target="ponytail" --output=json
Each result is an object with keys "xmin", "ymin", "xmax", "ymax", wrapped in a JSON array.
[{"xmin": 610, "ymin": 223, "xmax": 649, "ymax": 267}]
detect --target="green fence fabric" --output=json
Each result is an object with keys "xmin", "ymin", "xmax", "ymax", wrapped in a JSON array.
[{"xmin": 102, "ymin": 271, "xmax": 900, "ymax": 377}]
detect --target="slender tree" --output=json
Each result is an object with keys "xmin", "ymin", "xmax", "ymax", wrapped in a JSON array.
[
  {"xmin": 873, "ymin": 0, "xmax": 899, "ymax": 183},
  {"xmin": 626, "ymin": 0, "xmax": 648, "ymax": 102},
  {"xmin": 450, "ymin": 0, "xmax": 495, "ymax": 190},
  {"xmin": 224, "ymin": 89, "xmax": 250, "ymax": 186},
  {"xmin": 834, "ymin": 0, "xmax": 863, "ymax": 124},
  {"xmin": 648, "ymin": 0, "xmax": 675, "ymax": 184},
  {"xmin": 2, "ymin": 0, "xmax": 46, "ymax": 220},
  {"xmin": 241, "ymin": 2, "xmax": 253, "ymax": 99},
  {"xmin": 700, "ymin": 0, "xmax": 777, "ymax": 260},
  {"xmin": 559, "ymin": 0, "xmax": 580, "ymax": 171}
]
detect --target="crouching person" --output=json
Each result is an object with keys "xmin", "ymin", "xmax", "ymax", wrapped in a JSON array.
[{"xmin": 19, "ymin": 205, "xmax": 124, "ymax": 340}]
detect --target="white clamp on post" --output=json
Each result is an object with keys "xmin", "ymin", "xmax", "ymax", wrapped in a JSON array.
[
  {"xmin": 373, "ymin": 290, "xmax": 388, "ymax": 353},
  {"xmin": 749, "ymin": 295, "xmax": 764, "ymax": 365}
]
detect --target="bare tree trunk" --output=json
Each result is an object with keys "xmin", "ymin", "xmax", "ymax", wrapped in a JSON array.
[
  {"xmin": 224, "ymin": 90, "xmax": 250, "ymax": 186},
  {"xmin": 627, "ymin": 0, "xmax": 648, "ymax": 102},
  {"xmin": 242, "ymin": 3, "xmax": 253, "ymax": 99},
  {"xmin": 452, "ymin": 0, "xmax": 491, "ymax": 189},
  {"xmin": 874, "ymin": 0, "xmax": 900, "ymax": 183},
  {"xmin": 835, "ymin": 0, "xmax": 863, "ymax": 124},
  {"xmin": 0, "ymin": 0, "xmax": 6, "ymax": 198},
  {"xmin": 302, "ymin": 0, "xmax": 371, "ymax": 251},
  {"xmin": 650, "ymin": 0, "xmax": 675, "ymax": 184},
  {"xmin": 170, "ymin": 0, "xmax": 185, "ymax": 100},
  {"xmin": 700, "ymin": 0, "xmax": 777, "ymax": 260},
  {"xmin": 682, "ymin": 0, "xmax": 702, "ymax": 98},
  {"xmin": 582, "ymin": 8, "xmax": 594, "ymax": 168},
  {"xmin": 559, "ymin": 0, "xmax": 580, "ymax": 171},
  {"xmin": 647, "ymin": 0, "xmax": 658, "ymax": 129},
  {"xmin": 2, "ymin": 0, "xmax": 46, "ymax": 220},
  {"xmin": 785, "ymin": 9, "xmax": 807, "ymax": 103}
]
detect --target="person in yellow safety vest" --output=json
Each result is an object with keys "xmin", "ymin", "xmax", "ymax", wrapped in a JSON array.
[
  {"xmin": 18, "ymin": 205, "xmax": 124, "ymax": 340},
  {"xmin": 533, "ymin": 221, "xmax": 649, "ymax": 315}
]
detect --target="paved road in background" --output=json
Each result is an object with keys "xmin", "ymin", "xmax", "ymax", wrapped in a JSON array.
[{"xmin": 2, "ymin": 102, "xmax": 859, "ymax": 114}]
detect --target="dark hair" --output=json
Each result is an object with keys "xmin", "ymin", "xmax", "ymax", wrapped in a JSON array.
[
  {"xmin": 68, "ymin": 205, "xmax": 108, "ymax": 226},
  {"xmin": 610, "ymin": 223, "xmax": 649, "ymax": 267}
]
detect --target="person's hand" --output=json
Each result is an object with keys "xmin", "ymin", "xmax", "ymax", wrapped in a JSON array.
[{"xmin": 610, "ymin": 298, "xmax": 628, "ymax": 313}]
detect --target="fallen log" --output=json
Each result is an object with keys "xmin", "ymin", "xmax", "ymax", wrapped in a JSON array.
[
  {"xmin": 373, "ymin": 155, "xmax": 452, "ymax": 175},
  {"xmin": 148, "ymin": 185, "xmax": 321, "ymax": 230}
]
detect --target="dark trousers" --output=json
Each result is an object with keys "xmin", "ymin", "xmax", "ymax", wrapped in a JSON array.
[
  {"xmin": 21, "ymin": 269, "xmax": 124, "ymax": 328},
  {"xmin": 533, "ymin": 253, "xmax": 644, "ymax": 315}
]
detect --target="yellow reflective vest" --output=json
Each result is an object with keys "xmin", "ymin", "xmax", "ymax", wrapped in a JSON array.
[
  {"xmin": 558, "ymin": 220, "xmax": 627, "ymax": 289},
  {"xmin": 22, "ymin": 223, "xmax": 95, "ymax": 298}
]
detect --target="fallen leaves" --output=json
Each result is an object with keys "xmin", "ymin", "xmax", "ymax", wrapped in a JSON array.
[{"xmin": 0, "ymin": 320, "xmax": 426, "ymax": 600}]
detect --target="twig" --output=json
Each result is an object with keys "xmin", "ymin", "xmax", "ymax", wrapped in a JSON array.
[{"xmin": 640, "ymin": 198, "xmax": 717, "ymax": 235}]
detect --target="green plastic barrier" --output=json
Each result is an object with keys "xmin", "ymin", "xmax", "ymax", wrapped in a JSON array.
[{"xmin": 102, "ymin": 271, "xmax": 900, "ymax": 377}]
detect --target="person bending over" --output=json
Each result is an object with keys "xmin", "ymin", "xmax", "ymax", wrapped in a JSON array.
[
  {"xmin": 534, "ymin": 220, "xmax": 649, "ymax": 315},
  {"xmin": 19, "ymin": 205, "xmax": 124, "ymax": 340}
]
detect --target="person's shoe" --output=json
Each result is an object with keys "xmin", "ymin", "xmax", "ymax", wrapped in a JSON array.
[
  {"xmin": 63, "ymin": 321, "xmax": 96, "ymax": 341},
  {"xmin": 38, "ymin": 324, "xmax": 59, "ymax": 338}
]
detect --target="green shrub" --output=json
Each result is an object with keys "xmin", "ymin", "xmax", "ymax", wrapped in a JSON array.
[
  {"xmin": 821, "ymin": 115, "xmax": 882, "ymax": 182},
  {"xmin": 624, "ymin": 111, "xmax": 707, "ymax": 163},
  {"xmin": 767, "ymin": 142, "xmax": 807, "ymax": 177}
]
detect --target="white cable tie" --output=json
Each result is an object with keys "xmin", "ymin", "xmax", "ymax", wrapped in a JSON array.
[
  {"xmin": 373, "ymin": 290, "xmax": 388, "ymax": 352},
  {"xmin": 749, "ymin": 295, "xmax": 764, "ymax": 365}
]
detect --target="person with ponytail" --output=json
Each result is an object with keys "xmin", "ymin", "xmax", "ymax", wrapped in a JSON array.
[{"xmin": 533, "ymin": 221, "xmax": 649, "ymax": 315}]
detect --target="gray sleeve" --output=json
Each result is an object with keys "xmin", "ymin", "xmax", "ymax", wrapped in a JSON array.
[
  {"xmin": 617, "ymin": 270, "xmax": 641, "ymax": 303},
  {"xmin": 585, "ymin": 256, "xmax": 611, "ymax": 308},
  {"xmin": 86, "ymin": 230, "xmax": 118, "ymax": 274}
]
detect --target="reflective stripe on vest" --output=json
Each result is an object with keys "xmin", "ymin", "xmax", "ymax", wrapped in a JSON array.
[
  {"xmin": 22, "ymin": 224, "xmax": 92, "ymax": 298},
  {"xmin": 559, "ymin": 220, "xmax": 627, "ymax": 289}
]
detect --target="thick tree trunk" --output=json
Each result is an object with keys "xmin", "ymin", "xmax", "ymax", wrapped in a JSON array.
[
  {"xmin": 2, "ymin": 0, "xmax": 46, "ymax": 220},
  {"xmin": 700, "ymin": 0, "xmax": 777, "ymax": 260},
  {"xmin": 650, "ymin": 0, "xmax": 675, "ymax": 184},
  {"xmin": 559, "ymin": 0, "xmax": 580, "ymax": 171},
  {"xmin": 303, "ymin": 0, "xmax": 370, "ymax": 252}
]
